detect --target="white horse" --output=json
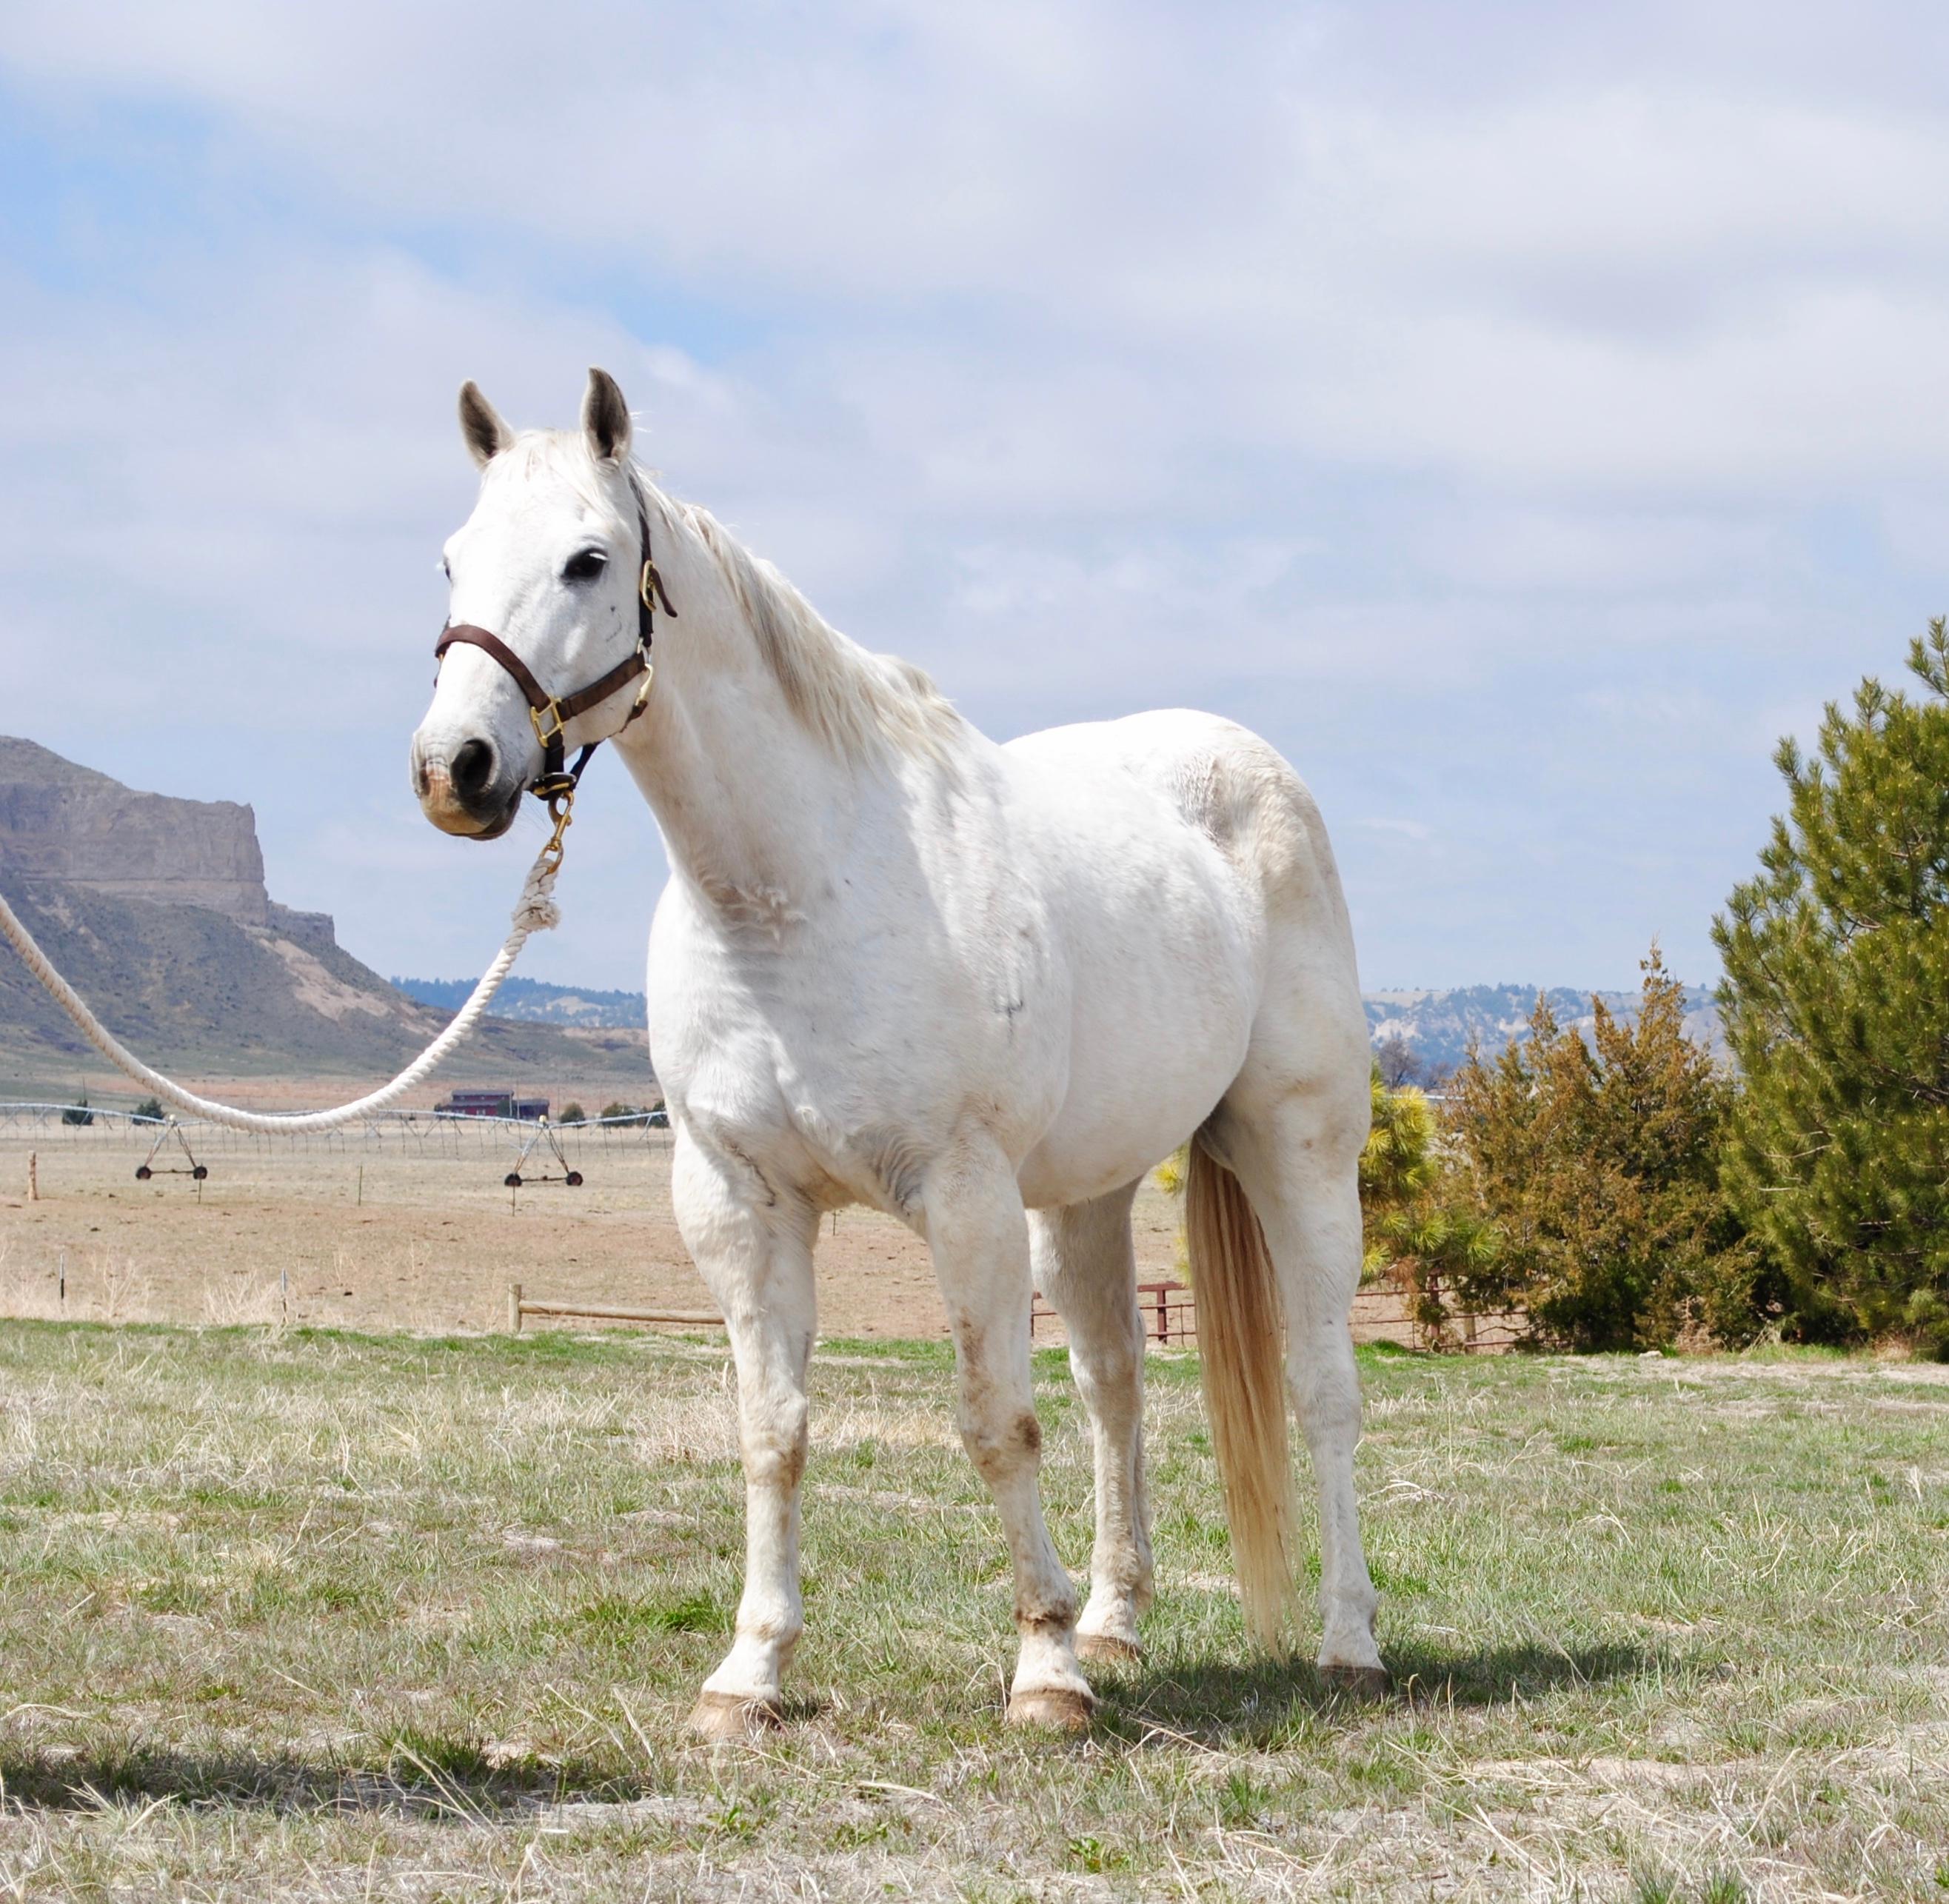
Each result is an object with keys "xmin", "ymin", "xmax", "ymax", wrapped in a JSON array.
[{"xmin": 412, "ymin": 370, "xmax": 1385, "ymax": 1734}]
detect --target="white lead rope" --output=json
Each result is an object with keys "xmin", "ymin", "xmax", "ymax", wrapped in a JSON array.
[{"xmin": 0, "ymin": 837, "xmax": 566, "ymax": 1135}]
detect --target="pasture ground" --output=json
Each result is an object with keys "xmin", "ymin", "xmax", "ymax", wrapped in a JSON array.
[
  {"xmin": 0, "ymin": 1120, "xmax": 1179, "ymax": 1337},
  {"xmin": 0, "ymin": 1324, "xmax": 1942, "ymax": 1900}
]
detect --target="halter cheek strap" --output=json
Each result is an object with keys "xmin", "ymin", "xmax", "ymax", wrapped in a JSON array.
[{"xmin": 432, "ymin": 487, "xmax": 678, "ymax": 801}]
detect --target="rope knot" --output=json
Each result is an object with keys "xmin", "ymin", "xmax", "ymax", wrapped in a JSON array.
[{"xmin": 513, "ymin": 860, "xmax": 562, "ymax": 935}]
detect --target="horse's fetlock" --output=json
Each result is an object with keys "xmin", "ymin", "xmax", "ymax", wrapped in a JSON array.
[
  {"xmin": 738, "ymin": 1607, "xmax": 803, "ymax": 1646},
  {"xmin": 1015, "ymin": 1594, "xmax": 1078, "ymax": 1635}
]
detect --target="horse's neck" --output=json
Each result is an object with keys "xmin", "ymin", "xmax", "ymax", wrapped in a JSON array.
[{"xmin": 611, "ymin": 516, "xmax": 860, "ymax": 932}]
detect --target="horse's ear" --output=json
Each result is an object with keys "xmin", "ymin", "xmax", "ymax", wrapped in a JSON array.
[
  {"xmin": 458, "ymin": 381, "xmax": 514, "ymax": 469},
  {"xmin": 582, "ymin": 367, "xmax": 632, "ymax": 463}
]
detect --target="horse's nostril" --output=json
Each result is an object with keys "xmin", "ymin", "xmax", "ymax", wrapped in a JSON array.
[{"xmin": 451, "ymin": 738, "xmax": 495, "ymax": 801}]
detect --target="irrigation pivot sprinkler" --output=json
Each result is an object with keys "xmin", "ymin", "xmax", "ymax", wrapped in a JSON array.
[
  {"xmin": 135, "ymin": 1116, "xmax": 210, "ymax": 1195},
  {"xmin": 503, "ymin": 1115, "xmax": 583, "ymax": 1191}
]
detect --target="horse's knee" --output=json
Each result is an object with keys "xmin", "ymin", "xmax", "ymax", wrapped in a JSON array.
[
  {"xmin": 1287, "ymin": 1324, "xmax": 1361, "ymax": 1418},
  {"xmin": 740, "ymin": 1394, "xmax": 809, "ymax": 1489},
  {"xmin": 958, "ymin": 1404, "xmax": 1043, "ymax": 1483},
  {"xmin": 1070, "ymin": 1318, "xmax": 1142, "ymax": 1394}
]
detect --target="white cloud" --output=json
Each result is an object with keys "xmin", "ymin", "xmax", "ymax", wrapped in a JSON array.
[{"xmin": 2, "ymin": 1, "xmax": 1945, "ymax": 989}]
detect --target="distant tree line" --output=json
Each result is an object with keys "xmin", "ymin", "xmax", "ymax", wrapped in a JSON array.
[
  {"xmin": 552, "ymin": 1101, "xmax": 668, "ymax": 1126},
  {"xmin": 1363, "ymin": 621, "xmax": 1949, "ymax": 1359}
]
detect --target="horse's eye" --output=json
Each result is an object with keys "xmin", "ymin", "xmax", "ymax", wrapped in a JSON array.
[{"xmin": 564, "ymin": 549, "xmax": 607, "ymax": 584}]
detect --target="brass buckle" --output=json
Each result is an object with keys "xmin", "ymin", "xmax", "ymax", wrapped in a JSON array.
[
  {"xmin": 640, "ymin": 560, "xmax": 658, "ymax": 610},
  {"xmin": 529, "ymin": 699, "xmax": 566, "ymax": 750}
]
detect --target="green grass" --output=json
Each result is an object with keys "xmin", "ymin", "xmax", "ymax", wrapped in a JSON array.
[{"xmin": 0, "ymin": 1323, "xmax": 1942, "ymax": 1898}]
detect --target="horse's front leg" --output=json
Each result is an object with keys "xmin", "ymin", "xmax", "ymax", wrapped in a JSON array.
[
  {"xmin": 926, "ymin": 1127, "xmax": 1094, "ymax": 1731},
  {"xmin": 671, "ymin": 1126, "xmax": 817, "ymax": 1739}
]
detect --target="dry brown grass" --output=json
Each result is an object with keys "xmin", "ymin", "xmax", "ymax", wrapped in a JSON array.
[{"xmin": 0, "ymin": 1323, "xmax": 1940, "ymax": 1899}]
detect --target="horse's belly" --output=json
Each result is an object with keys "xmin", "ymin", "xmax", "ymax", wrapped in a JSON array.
[
  {"xmin": 1016, "ymin": 943, "xmax": 1254, "ymax": 1204},
  {"xmin": 1016, "ymin": 1045, "xmax": 1240, "ymax": 1208}
]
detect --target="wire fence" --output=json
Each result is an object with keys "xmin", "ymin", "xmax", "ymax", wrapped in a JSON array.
[{"xmin": 0, "ymin": 1100, "xmax": 672, "ymax": 1160}]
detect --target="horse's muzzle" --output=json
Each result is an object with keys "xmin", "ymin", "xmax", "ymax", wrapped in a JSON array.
[{"xmin": 411, "ymin": 732, "xmax": 523, "ymax": 840}]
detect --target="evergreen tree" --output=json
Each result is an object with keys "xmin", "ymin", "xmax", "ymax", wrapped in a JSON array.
[
  {"xmin": 1714, "ymin": 620, "xmax": 1949, "ymax": 1356},
  {"xmin": 1360, "ymin": 1065, "xmax": 1437, "ymax": 1228}
]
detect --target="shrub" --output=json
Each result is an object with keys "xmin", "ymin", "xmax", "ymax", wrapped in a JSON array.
[
  {"xmin": 61, "ymin": 1092, "xmax": 93, "ymax": 1128},
  {"xmin": 1360, "ymin": 1068, "xmax": 1500, "ymax": 1339},
  {"xmin": 132, "ymin": 1097, "xmax": 164, "ymax": 1124},
  {"xmin": 557, "ymin": 1102, "xmax": 586, "ymax": 1126},
  {"xmin": 596, "ymin": 1102, "xmax": 668, "ymax": 1126},
  {"xmin": 1437, "ymin": 948, "xmax": 1760, "ymax": 1351}
]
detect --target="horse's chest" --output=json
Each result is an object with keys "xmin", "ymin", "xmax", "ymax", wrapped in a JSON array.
[{"xmin": 662, "ymin": 952, "xmax": 1053, "ymax": 1102}]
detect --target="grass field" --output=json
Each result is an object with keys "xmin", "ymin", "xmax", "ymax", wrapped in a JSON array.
[{"xmin": 0, "ymin": 1323, "xmax": 1942, "ymax": 1900}]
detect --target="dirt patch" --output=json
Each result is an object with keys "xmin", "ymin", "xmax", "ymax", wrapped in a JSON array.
[{"xmin": 0, "ymin": 1120, "xmax": 1189, "ymax": 1340}]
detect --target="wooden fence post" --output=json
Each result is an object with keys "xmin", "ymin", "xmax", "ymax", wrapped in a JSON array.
[
  {"xmin": 507, "ymin": 1282, "xmax": 524, "ymax": 1332},
  {"xmin": 26, "ymin": 1152, "xmax": 36, "ymax": 1203}
]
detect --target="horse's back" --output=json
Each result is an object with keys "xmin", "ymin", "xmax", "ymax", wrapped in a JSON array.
[{"xmin": 1005, "ymin": 708, "xmax": 1353, "ymax": 955}]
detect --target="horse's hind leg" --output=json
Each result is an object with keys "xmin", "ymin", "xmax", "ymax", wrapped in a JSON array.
[
  {"xmin": 670, "ymin": 1126, "xmax": 818, "ymax": 1738},
  {"xmin": 926, "ymin": 1126, "xmax": 1094, "ymax": 1730},
  {"xmin": 1210, "ymin": 1071, "xmax": 1385, "ymax": 1691},
  {"xmin": 1031, "ymin": 1183, "xmax": 1154, "ymax": 1662}
]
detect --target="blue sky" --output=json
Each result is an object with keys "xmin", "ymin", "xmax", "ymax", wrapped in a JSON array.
[{"xmin": 4, "ymin": 1, "xmax": 1948, "ymax": 993}]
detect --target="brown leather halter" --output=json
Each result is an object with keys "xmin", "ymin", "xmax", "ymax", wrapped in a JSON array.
[{"xmin": 434, "ymin": 484, "xmax": 678, "ymax": 803}]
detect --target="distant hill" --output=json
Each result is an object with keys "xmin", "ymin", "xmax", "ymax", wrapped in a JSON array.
[
  {"xmin": 393, "ymin": 974, "xmax": 645, "ymax": 1030},
  {"xmin": 395, "ymin": 966, "xmax": 1722, "ymax": 1078},
  {"xmin": 0, "ymin": 738, "xmax": 649, "ymax": 1095},
  {"xmin": 1365, "ymin": 983, "xmax": 1722, "ymax": 1077}
]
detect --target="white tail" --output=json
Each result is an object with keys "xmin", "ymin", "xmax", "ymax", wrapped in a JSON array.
[{"xmin": 1186, "ymin": 1137, "xmax": 1297, "ymax": 1651}]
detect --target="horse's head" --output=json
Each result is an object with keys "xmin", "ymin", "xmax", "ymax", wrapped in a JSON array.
[{"xmin": 411, "ymin": 369, "xmax": 650, "ymax": 838}]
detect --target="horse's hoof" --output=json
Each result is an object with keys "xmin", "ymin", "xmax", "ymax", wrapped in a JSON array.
[
  {"xmin": 686, "ymin": 1691, "xmax": 783, "ymax": 1741},
  {"xmin": 1320, "ymin": 1663, "xmax": 1390, "ymax": 1702},
  {"xmin": 1006, "ymin": 1686, "xmax": 1096, "ymax": 1732},
  {"xmin": 1074, "ymin": 1631, "xmax": 1144, "ymax": 1666}
]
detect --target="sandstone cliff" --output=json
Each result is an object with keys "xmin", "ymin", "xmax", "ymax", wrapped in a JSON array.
[
  {"xmin": 0, "ymin": 738, "xmax": 646, "ymax": 1092},
  {"xmin": 0, "ymin": 738, "xmax": 271, "ymax": 925}
]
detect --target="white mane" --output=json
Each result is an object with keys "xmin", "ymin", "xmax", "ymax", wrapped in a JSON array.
[
  {"xmin": 678, "ymin": 499, "xmax": 963, "ymax": 767},
  {"xmin": 498, "ymin": 431, "xmax": 964, "ymax": 767}
]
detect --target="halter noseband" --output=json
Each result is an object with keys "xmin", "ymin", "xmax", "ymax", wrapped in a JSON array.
[{"xmin": 433, "ymin": 486, "xmax": 678, "ymax": 807}]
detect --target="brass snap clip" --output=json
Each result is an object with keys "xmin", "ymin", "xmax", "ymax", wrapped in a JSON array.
[{"xmin": 541, "ymin": 784, "xmax": 575, "ymax": 874}]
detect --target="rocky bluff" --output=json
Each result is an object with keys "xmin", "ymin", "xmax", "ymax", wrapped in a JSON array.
[
  {"xmin": 0, "ymin": 737, "xmax": 333, "ymax": 942},
  {"xmin": 0, "ymin": 737, "xmax": 643, "ymax": 1088}
]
